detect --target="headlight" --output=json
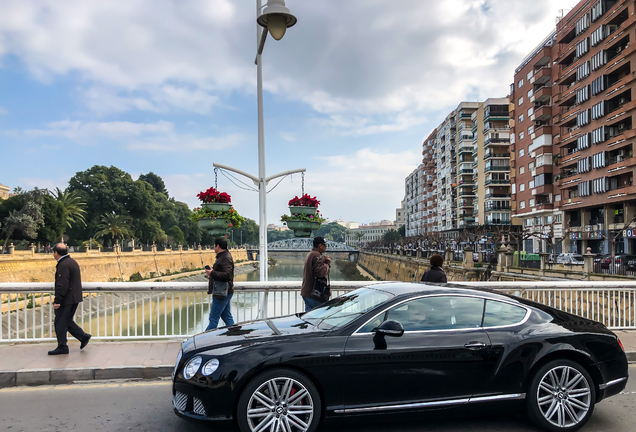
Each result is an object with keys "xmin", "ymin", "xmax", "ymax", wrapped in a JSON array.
[
  {"xmin": 202, "ymin": 359, "xmax": 220, "ymax": 376},
  {"xmin": 183, "ymin": 356, "xmax": 202, "ymax": 380}
]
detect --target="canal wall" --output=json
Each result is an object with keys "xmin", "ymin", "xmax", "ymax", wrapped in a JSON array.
[{"xmin": 0, "ymin": 248, "xmax": 249, "ymax": 283}]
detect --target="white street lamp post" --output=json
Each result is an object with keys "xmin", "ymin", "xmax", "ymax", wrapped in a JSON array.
[{"xmin": 212, "ymin": 0, "xmax": 299, "ymax": 282}]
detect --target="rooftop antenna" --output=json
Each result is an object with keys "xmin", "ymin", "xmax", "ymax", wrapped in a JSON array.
[{"xmin": 556, "ymin": 9, "xmax": 564, "ymax": 24}]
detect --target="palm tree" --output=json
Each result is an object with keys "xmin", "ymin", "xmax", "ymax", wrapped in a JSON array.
[
  {"xmin": 51, "ymin": 188, "xmax": 87, "ymax": 239},
  {"xmin": 94, "ymin": 213, "xmax": 133, "ymax": 247}
]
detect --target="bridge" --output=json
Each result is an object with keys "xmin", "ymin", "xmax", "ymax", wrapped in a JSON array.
[{"xmin": 246, "ymin": 238, "xmax": 359, "ymax": 260}]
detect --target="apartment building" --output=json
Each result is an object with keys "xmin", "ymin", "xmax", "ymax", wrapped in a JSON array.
[
  {"xmin": 436, "ymin": 111, "xmax": 458, "ymax": 231},
  {"xmin": 455, "ymin": 102, "xmax": 481, "ymax": 228},
  {"xmin": 404, "ymin": 164, "xmax": 425, "ymax": 237},
  {"xmin": 395, "ymin": 201, "xmax": 406, "ymax": 228},
  {"xmin": 421, "ymin": 130, "xmax": 438, "ymax": 233},
  {"xmin": 512, "ymin": 0, "xmax": 636, "ymax": 255}
]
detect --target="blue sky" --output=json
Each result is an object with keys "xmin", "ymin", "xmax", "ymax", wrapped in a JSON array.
[{"xmin": 0, "ymin": 0, "xmax": 579, "ymax": 224}]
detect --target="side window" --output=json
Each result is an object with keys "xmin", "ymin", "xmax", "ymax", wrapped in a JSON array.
[
  {"xmin": 483, "ymin": 300, "xmax": 527, "ymax": 327},
  {"xmin": 358, "ymin": 312, "xmax": 386, "ymax": 333},
  {"xmin": 386, "ymin": 296, "xmax": 484, "ymax": 331}
]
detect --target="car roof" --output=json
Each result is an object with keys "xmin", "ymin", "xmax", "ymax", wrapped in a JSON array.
[{"xmin": 365, "ymin": 282, "xmax": 523, "ymax": 304}]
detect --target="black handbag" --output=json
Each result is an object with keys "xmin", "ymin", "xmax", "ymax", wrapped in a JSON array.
[
  {"xmin": 310, "ymin": 275, "xmax": 331, "ymax": 302},
  {"xmin": 212, "ymin": 280, "xmax": 229, "ymax": 298}
]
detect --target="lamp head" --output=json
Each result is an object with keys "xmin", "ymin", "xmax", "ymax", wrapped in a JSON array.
[{"xmin": 257, "ymin": 0, "xmax": 297, "ymax": 41}]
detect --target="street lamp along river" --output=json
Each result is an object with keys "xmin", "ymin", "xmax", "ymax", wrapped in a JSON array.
[{"xmin": 213, "ymin": 0, "xmax": 300, "ymax": 283}]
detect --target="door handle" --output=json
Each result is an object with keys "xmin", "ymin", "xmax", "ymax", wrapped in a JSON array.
[{"xmin": 464, "ymin": 341, "xmax": 487, "ymax": 349}]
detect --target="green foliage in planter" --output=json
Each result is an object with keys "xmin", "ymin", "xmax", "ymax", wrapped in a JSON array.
[{"xmin": 189, "ymin": 207, "xmax": 245, "ymax": 229}]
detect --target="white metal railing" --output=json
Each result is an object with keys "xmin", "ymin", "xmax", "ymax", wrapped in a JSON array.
[
  {"xmin": 1, "ymin": 281, "xmax": 635, "ymax": 342},
  {"xmin": 0, "ymin": 282, "xmax": 378, "ymax": 342}
]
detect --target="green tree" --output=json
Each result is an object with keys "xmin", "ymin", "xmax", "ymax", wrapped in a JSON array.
[
  {"xmin": 231, "ymin": 218, "xmax": 259, "ymax": 246},
  {"xmin": 398, "ymin": 225, "xmax": 406, "ymax": 237},
  {"xmin": 1, "ymin": 188, "xmax": 46, "ymax": 251},
  {"xmin": 94, "ymin": 213, "xmax": 134, "ymax": 247},
  {"xmin": 37, "ymin": 195, "xmax": 66, "ymax": 244},
  {"xmin": 166, "ymin": 226, "xmax": 185, "ymax": 245},
  {"xmin": 315, "ymin": 222, "xmax": 349, "ymax": 243},
  {"xmin": 382, "ymin": 228, "xmax": 401, "ymax": 243},
  {"xmin": 51, "ymin": 187, "xmax": 87, "ymax": 239},
  {"xmin": 139, "ymin": 172, "xmax": 168, "ymax": 196}
]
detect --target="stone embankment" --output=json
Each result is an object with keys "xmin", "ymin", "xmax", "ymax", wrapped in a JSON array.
[{"xmin": 0, "ymin": 248, "xmax": 249, "ymax": 283}]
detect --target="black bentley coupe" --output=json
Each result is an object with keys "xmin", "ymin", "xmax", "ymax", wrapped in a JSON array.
[{"xmin": 172, "ymin": 283, "xmax": 629, "ymax": 432}]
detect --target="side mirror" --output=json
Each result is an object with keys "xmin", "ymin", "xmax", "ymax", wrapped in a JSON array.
[{"xmin": 374, "ymin": 320, "xmax": 404, "ymax": 337}]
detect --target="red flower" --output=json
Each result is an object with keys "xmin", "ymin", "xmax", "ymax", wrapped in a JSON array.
[
  {"xmin": 196, "ymin": 187, "xmax": 232, "ymax": 203},
  {"xmin": 288, "ymin": 193, "xmax": 320, "ymax": 208}
]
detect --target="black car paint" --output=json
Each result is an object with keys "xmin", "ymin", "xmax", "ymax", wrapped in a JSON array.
[{"xmin": 173, "ymin": 283, "xmax": 628, "ymax": 423}]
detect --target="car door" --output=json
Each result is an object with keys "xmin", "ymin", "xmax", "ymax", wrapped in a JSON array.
[{"xmin": 342, "ymin": 295, "xmax": 491, "ymax": 412}]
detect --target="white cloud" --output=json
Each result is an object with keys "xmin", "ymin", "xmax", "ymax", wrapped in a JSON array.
[
  {"xmin": 16, "ymin": 176, "xmax": 70, "ymax": 192},
  {"xmin": 24, "ymin": 120, "xmax": 174, "ymax": 141},
  {"xmin": 280, "ymin": 132, "xmax": 296, "ymax": 142},
  {"xmin": 0, "ymin": 0, "xmax": 581, "ymax": 133},
  {"xmin": 127, "ymin": 132, "xmax": 244, "ymax": 152}
]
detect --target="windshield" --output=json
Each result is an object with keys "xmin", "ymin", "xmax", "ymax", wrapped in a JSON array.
[{"xmin": 302, "ymin": 288, "xmax": 393, "ymax": 330}]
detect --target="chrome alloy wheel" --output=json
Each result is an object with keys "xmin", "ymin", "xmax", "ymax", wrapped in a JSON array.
[
  {"xmin": 246, "ymin": 377, "xmax": 315, "ymax": 432},
  {"xmin": 537, "ymin": 365, "xmax": 592, "ymax": 428}
]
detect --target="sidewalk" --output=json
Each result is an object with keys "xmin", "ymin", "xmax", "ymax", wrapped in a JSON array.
[{"xmin": 1, "ymin": 331, "xmax": 634, "ymax": 388}]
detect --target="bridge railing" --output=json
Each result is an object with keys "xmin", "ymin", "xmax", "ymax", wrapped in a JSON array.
[{"xmin": 1, "ymin": 281, "xmax": 635, "ymax": 342}]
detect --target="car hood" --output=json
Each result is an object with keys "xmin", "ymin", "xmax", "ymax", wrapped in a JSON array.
[{"xmin": 191, "ymin": 314, "xmax": 326, "ymax": 352}]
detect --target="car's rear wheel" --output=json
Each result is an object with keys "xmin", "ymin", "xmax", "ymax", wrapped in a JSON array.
[
  {"xmin": 237, "ymin": 368, "xmax": 321, "ymax": 432},
  {"xmin": 527, "ymin": 359, "xmax": 595, "ymax": 432}
]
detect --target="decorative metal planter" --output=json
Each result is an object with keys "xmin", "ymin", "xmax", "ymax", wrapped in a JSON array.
[
  {"xmin": 289, "ymin": 206, "xmax": 317, "ymax": 215},
  {"xmin": 198, "ymin": 217, "xmax": 230, "ymax": 237},
  {"xmin": 286, "ymin": 220, "xmax": 321, "ymax": 238},
  {"xmin": 202, "ymin": 202, "xmax": 232, "ymax": 212}
]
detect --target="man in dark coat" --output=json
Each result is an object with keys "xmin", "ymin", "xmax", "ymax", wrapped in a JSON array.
[
  {"xmin": 421, "ymin": 254, "xmax": 447, "ymax": 283},
  {"xmin": 301, "ymin": 236, "xmax": 331, "ymax": 312},
  {"xmin": 205, "ymin": 237, "xmax": 235, "ymax": 330},
  {"xmin": 50, "ymin": 243, "xmax": 91, "ymax": 355}
]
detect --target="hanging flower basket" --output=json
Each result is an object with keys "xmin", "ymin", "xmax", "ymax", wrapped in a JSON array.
[
  {"xmin": 190, "ymin": 187, "xmax": 244, "ymax": 236},
  {"xmin": 285, "ymin": 220, "xmax": 322, "ymax": 238},
  {"xmin": 281, "ymin": 194, "xmax": 326, "ymax": 238}
]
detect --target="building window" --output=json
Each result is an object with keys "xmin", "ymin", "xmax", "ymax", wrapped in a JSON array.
[
  {"xmin": 520, "ymin": 201, "xmax": 526, "ymax": 209},
  {"xmin": 519, "ymin": 149, "xmax": 525, "ymax": 158},
  {"xmin": 576, "ymin": 37, "xmax": 589, "ymax": 58},
  {"xmin": 519, "ymin": 131, "xmax": 525, "ymax": 140},
  {"xmin": 591, "ymin": 50, "xmax": 607, "ymax": 71},
  {"xmin": 592, "ymin": 75, "xmax": 606, "ymax": 95},
  {"xmin": 520, "ymin": 183, "xmax": 525, "ymax": 192},
  {"xmin": 528, "ymin": 161, "xmax": 535, "ymax": 170},
  {"xmin": 518, "ymin": 97, "xmax": 524, "ymax": 106},
  {"xmin": 577, "ymin": 133, "xmax": 591, "ymax": 150},
  {"xmin": 576, "ymin": 61, "xmax": 590, "ymax": 81},
  {"xmin": 592, "ymin": 101, "xmax": 606, "ymax": 120},
  {"xmin": 578, "ymin": 156, "xmax": 591, "ymax": 173},
  {"xmin": 575, "ymin": 13, "xmax": 590, "ymax": 36},
  {"xmin": 529, "ymin": 180, "xmax": 535, "ymax": 188},
  {"xmin": 577, "ymin": 109, "xmax": 590, "ymax": 127},
  {"xmin": 592, "ymin": 126, "xmax": 606, "ymax": 144},
  {"xmin": 528, "ymin": 125, "xmax": 534, "ymax": 135},
  {"xmin": 519, "ymin": 114, "xmax": 524, "ymax": 123},
  {"xmin": 576, "ymin": 85, "xmax": 590, "ymax": 104},
  {"xmin": 527, "ymin": 70, "xmax": 533, "ymax": 80},
  {"xmin": 555, "ymin": 213, "xmax": 562, "ymax": 222},
  {"xmin": 520, "ymin": 166, "xmax": 525, "ymax": 174},
  {"xmin": 528, "ymin": 107, "xmax": 534, "ymax": 116},
  {"xmin": 518, "ymin": 79, "xmax": 524, "ymax": 88},
  {"xmin": 530, "ymin": 198, "xmax": 535, "ymax": 207},
  {"xmin": 527, "ymin": 89, "xmax": 534, "ymax": 98}
]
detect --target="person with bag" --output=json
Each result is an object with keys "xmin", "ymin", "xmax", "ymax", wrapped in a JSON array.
[
  {"xmin": 205, "ymin": 237, "xmax": 235, "ymax": 330},
  {"xmin": 301, "ymin": 236, "xmax": 331, "ymax": 312},
  {"xmin": 420, "ymin": 254, "xmax": 447, "ymax": 283}
]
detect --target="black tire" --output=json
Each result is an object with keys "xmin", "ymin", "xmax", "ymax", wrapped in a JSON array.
[
  {"xmin": 237, "ymin": 368, "xmax": 322, "ymax": 432},
  {"xmin": 527, "ymin": 359, "xmax": 596, "ymax": 432}
]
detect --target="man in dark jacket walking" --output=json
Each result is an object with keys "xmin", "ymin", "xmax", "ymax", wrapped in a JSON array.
[
  {"xmin": 205, "ymin": 238, "xmax": 235, "ymax": 330},
  {"xmin": 421, "ymin": 254, "xmax": 447, "ymax": 283},
  {"xmin": 301, "ymin": 236, "xmax": 331, "ymax": 312},
  {"xmin": 50, "ymin": 243, "xmax": 91, "ymax": 355}
]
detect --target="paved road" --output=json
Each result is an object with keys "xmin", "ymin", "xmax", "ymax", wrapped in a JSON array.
[{"xmin": 1, "ymin": 366, "xmax": 634, "ymax": 432}]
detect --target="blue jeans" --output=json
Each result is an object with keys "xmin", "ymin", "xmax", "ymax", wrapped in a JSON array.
[
  {"xmin": 206, "ymin": 292, "xmax": 234, "ymax": 330},
  {"xmin": 302, "ymin": 296, "xmax": 324, "ymax": 312}
]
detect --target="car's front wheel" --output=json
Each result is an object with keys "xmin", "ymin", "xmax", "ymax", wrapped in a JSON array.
[
  {"xmin": 237, "ymin": 368, "xmax": 321, "ymax": 432},
  {"xmin": 527, "ymin": 359, "xmax": 596, "ymax": 432}
]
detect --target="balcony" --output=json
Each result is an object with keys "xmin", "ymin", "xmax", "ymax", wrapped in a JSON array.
[
  {"xmin": 484, "ymin": 152, "xmax": 511, "ymax": 160},
  {"xmin": 484, "ymin": 178, "xmax": 510, "ymax": 186},
  {"xmin": 484, "ymin": 111, "xmax": 510, "ymax": 122},
  {"xmin": 485, "ymin": 193, "xmax": 511, "ymax": 199},
  {"xmin": 532, "ymin": 85, "xmax": 552, "ymax": 103},
  {"xmin": 459, "ymin": 190, "xmax": 475, "ymax": 197},
  {"xmin": 485, "ymin": 165, "xmax": 511, "ymax": 173},
  {"xmin": 531, "ymin": 66, "xmax": 551, "ymax": 86},
  {"xmin": 484, "ymin": 136, "xmax": 510, "ymax": 147},
  {"xmin": 532, "ymin": 105, "xmax": 552, "ymax": 121},
  {"xmin": 459, "ymin": 168, "xmax": 473, "ymax": 175},
  {"xmin": 485, "ymin": 218, "xmax": 511, "ymax": 225}
]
